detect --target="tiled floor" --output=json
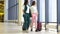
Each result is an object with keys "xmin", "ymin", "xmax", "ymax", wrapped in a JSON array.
[{"xmin": 0, "ymin": 22, "xmax": 60, "ymax": 34}]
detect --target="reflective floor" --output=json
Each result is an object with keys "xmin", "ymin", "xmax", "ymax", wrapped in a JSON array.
[{"xmin": 0, "ymin": 22, "xmax": 60, "ymax": 34}]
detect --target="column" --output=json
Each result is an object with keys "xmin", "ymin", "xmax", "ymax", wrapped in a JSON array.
[
  {"xmin": 18, "ymin": 0, "xmax": 23, "ymax": 25},
  {"xmin": 4, "ymin": 0, "xmax": 8, "ymax": 21},
  {"xmin": 45, "ymin": 0, "xmax": 49, "ymax": 30},
  {"xmin": 45, "ymin": 0, "xmax": 49, "ymax": 24},
  {"xmin": 37, "ymin": 0, "xmax": 40, "ymax": 21},
  {"xmin": 57, "ymin": 0, "xmax": 60, "ymax": 32}
]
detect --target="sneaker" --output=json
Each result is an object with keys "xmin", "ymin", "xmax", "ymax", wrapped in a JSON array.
[
  {"xmin": 35, "ymin": 29, "xmax": 39, "ymax": 32},
  {"xmin": 26, "ymin": 30, "xmax": 29, "ymax": 33}
]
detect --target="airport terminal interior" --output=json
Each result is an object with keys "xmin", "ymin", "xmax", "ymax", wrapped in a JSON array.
[{"xmin": 0, "ymin": 0, "xmax": 60, "ymax": 34}]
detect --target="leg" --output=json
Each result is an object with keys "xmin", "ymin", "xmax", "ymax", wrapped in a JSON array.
[
  {"xmin": 22, "ymin": 14, "xmax": 28, "ymax": 31},
  {"xmin": 30, "ymin": 14, "xmax": 35, "ymax": 31},
  {"xmin": 26, "ymin": 14, "xmax": 30, "ymax": 30}
]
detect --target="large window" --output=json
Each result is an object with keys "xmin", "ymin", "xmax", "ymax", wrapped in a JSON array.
[
  {"xmin": 8, "ymin": 0, "xmax": 18, "ymax": 20},
  {"xmin": 40, "ymin": 0, "xmax": 45, "ymax": 22},
  {"xmin": 49, "ymin": 0, "xmax": 57, "ymax": 22}
]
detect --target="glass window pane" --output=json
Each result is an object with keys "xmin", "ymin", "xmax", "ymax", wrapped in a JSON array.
[
  {"xmin": 40, "ymin": 0, "xmax": 45, "ymax": 22},
  {"xmin": 49, "ymin": 0, "xmax": 57, "ymax": 22}
]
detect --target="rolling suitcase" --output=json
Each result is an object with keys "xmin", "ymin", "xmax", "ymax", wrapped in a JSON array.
[{"xmin": 35, "ymin": 21, "xmax": 42, "ymax": 32}]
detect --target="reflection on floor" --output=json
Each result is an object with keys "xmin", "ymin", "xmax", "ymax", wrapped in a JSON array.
[{"xmin": 0, "ymin": 22, "xmax": 60, "ymax": 34}]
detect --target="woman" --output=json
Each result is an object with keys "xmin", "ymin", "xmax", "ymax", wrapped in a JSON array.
[
  {"xmin": 22, "ymin": 0, "xmax": 30, "ymax": 32},
  {"xmin": 30, "ymin": 1, "xmax": 38, "ymax": 31}
]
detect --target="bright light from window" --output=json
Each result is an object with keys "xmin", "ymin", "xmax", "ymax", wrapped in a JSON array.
[{"xmin": 49, "ymin": 0, "xmax": 57, "ymax": 22}]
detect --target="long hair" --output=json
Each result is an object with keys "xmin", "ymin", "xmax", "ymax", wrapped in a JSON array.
[{"xmin": 31, "ymin": 1, "xmax": 35, "ymax": 6}]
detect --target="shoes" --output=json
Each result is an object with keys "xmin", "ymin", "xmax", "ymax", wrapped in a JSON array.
[
  {"xmin": 35, "ymin": 29, "xmax": 41, "ymax": 32},
  {"xmin": 35, "ymin": 29, "xmax": 39, "ymax": 32},
  {"xmin": 26, "ymin": 30, "xmax": 29, "ymax": 33},
  {"xmin": 31, "ymin": 29, "xmax": 33, "ymax": 31},
  {"xmin": 22, "ymin": 30, "xmax": 29, "ymax": 33}
]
